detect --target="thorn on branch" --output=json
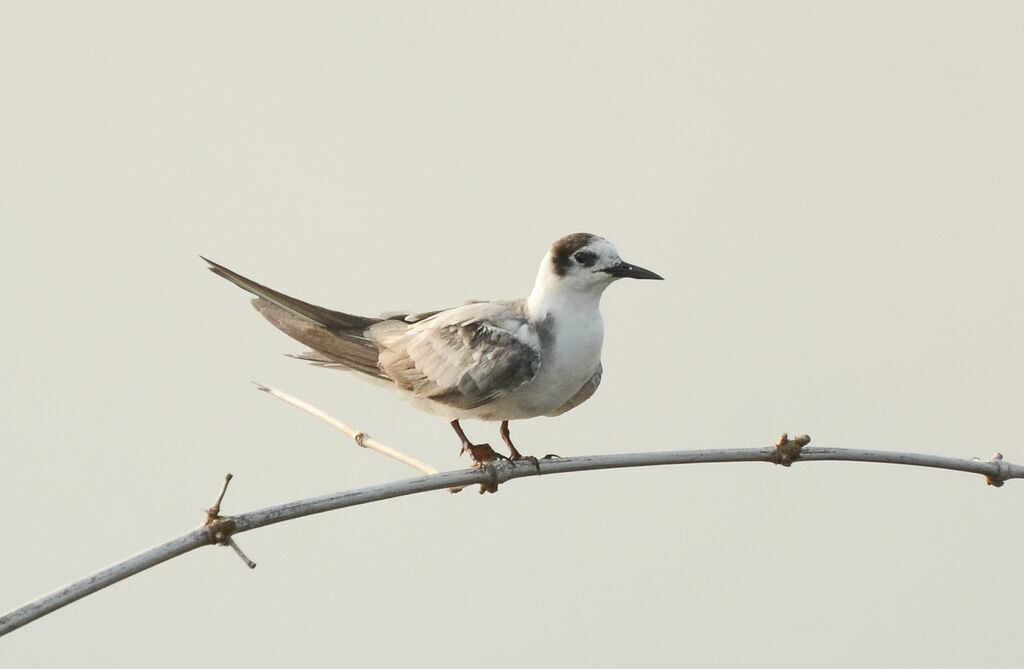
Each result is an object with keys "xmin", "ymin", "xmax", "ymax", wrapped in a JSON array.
[
  {"xmin": 226, "ymin": 538, "xmax": 257, "ymax": 569},
  {"xmin": 204, "ymin": 474, "xmax": 257, "ymax": 569},
  {"xmin": 774, "ymin": 433, "xmax": 811, "ymax": 466},
  {"xmin": 985, "ymin": 452, "xmax": 1007, "ymax": 487},
  {"xmin": 205, "ymin": 473, "xmax": 232, "ymax": 524}
]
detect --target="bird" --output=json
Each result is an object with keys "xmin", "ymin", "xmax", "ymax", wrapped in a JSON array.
[{"xmin": 203, "ymin": 233, "xmax": 662, "ymax": 463}]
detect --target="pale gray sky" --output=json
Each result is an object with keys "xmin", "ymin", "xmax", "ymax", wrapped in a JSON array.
[{"xmin": 2, "ymin": 2, "xmax": 1022, "ymax": 667}]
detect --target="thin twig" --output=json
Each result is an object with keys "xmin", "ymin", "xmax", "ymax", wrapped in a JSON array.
[
  {"xmin": 205, "ymin": 473, "xmax": 233, "ymax": 525},
  {"xmin": 2, "ymin": 441, "xmax": 1021, "ymax": 637},
  {"xmin": 256, "ymin": 384, "xmax": 466, "ymax": 493},
  {"xmin": 254, "ymin": 384, "xmax": 440, "ymax": 477}
]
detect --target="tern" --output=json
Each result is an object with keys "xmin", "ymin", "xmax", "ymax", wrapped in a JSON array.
[{"xmin": 203, "ymin": 233, "xmax": 662, "ymax": 462}]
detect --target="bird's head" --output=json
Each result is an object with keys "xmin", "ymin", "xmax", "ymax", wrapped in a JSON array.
[
  {"xmin": 529, "ymin": 233, "xmax": 662, "ymax": 314},
  {"xmin": 549, "ymin": 232, "xmax": 662, "ymax": 286}
]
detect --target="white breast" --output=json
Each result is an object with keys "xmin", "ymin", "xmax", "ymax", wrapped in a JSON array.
[{"xmin": 484, "ymin": 307, "xmax": 604, "ymax": 420}]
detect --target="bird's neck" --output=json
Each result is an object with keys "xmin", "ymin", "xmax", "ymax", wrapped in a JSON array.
[{"xmin": 526, "ymin": 268, "xmax": 604, "ymax": 321}]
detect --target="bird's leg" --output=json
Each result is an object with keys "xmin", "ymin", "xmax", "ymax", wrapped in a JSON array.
[
  {"xmin": 499, "ymin": 420, "xmax": 525, "ymax": 460},
  {"xmin": 500, "ymin": 421, "xmax": 540, "ymax": 472},
  {"xmin": 450, "ymin": 419, "xmax": 503, "ymax": 465}
]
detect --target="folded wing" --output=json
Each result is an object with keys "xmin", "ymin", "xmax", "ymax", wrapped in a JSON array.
[{"xmin": 371, "ymin": 302, "xmax": 542, "ymax": 410}]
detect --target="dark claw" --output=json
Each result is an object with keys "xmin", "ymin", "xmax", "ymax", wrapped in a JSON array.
[
  {"xmin": 513, "ymin": 455, "xmax": 541, "ymax": 473},
  {"xmin": 540, "ymin": 453, "xmax": 562, "ymax": 460}
]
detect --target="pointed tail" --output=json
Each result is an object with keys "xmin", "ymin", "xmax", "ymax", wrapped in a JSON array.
[{"xmin": 202, "ymin": 257, "xmax": 388, "ymax": 380}]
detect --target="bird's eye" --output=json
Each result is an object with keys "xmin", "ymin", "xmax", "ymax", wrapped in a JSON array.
[{"xmin": 573, "ymin": 251, "xmax": 596, "ymax": 266}]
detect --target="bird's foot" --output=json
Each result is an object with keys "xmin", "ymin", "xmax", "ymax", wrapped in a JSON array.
[
  {"xmin": 540, "ymin": 453, "xmax": 562, "ymax": 460},
  {"xmin": 502, "ymin": 444, "xmax": 538, "ymax": 473},
  {"xmin": 459, "ymin": 443, "xmax": 509, "ymax": 493},
  {"xmin": 462, "ymin": 442, "xmax": 508, "ymax": 466}
]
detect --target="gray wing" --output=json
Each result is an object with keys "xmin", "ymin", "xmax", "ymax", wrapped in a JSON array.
[
  {"xmin": 371, "ymin": 302, "xmax": 542, "ymax": 410},
  {"xmin": 546, "ymin": 364, "xmax": 602, "ymax": 416}
]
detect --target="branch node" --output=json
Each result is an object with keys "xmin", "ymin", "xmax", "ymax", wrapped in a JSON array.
[
  {"xmin": 206, "ymin": 517, "xmax": 237, "ymax": 545},
  {"xmin": 985, "ymin": 452, "xmax": 1007, "ymax": 487},
  {"xmin": 774, "ymin": 432, "xmax": 811, "ymax": 466},
  {"xmin": 203, "ymin": 474, "xmax": 257, "ymax": 567},
  {"xmin": 476, "ymin": 463, "xmax": 502, "ymax": 494},
  {"xmin": 353, "ymin": 431, "xmax": 368, "ymax": 448}
]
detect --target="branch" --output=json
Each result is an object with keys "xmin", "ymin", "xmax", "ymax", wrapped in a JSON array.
[{"xmin": 2, "ymin": 440, "xmax": 1020, "ymax": 637}]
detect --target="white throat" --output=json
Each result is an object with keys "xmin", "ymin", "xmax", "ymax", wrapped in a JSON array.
[{"xmin": 526, "ymin": 260, "xmax": 608, "ymax": 321}]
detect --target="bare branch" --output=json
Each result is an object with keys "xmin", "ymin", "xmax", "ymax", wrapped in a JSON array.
[
  {"xmin": 0, "ymin": 527, "xmax": 213, "ymax": 638},
  {"xmin": 2, "ymin": 441, "xmax": 1021, "ymax": 637}
]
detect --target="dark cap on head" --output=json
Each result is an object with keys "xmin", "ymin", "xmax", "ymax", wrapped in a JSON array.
[{"xmin": 550, "ymin": 233, "xmax": 601, "ymax": 276}]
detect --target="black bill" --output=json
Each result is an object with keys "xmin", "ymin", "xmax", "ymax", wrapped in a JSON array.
[{"xmin": 603, "ymin": 260, "xmax": 664, "ymax": 280}]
